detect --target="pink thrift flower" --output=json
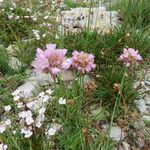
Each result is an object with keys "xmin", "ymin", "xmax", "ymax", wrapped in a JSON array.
[
  {"xmin": 71, "ymin": 51, "xmax": 96, "ymax": 73},
  {"xmin": 32, "ymin": 44, "xmax": 72, "ymax": 75},
  {"xmin": 119, "ymin": 48, "xmax": 142, "ymax": 67}
]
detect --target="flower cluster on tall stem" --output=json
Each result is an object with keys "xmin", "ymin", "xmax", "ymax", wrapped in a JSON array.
[
  {"xmin": 32, "ymin": 44, "xmax": 72, "ymax": 76},
  {"xmin": 119, "ymin": 48, "xmax": 142, "ymax": 67}
]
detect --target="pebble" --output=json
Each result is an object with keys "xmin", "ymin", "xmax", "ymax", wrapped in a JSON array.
[
  {"xmin": 136, "ymin": 99, "xmax": 147, "ymax": 114},
  {"xmin": 110, "ymin": 126, "xmax": 124, "ymax": 142}
]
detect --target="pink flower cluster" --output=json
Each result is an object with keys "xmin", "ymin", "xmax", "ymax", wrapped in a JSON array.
[
  {"xmin": 32, "ymin": 44, "xmax": 72, "ymax": 75},
  {"xmin": 32, "ymin": 44, "xmax": 96, "ymax": 75},
  {"xmin": 71, "ymin": 51, "xmax": 96, "ymax": 73},
  {"xmin": 119, "ymin": 48, "xmax": 142, "ymax": 67}
]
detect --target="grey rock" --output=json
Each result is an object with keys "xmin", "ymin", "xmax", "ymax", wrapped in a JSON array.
[
  {"xmin": 143, "ymin": 115, "xmax": 150, "ymax": 121},
  {"xmin": 110, "ymin": 126, "xmax": 124, "ymax": 142},
  {"xmin": 136, "ymin": 99, "xmax": 147, "ymax": 114}
]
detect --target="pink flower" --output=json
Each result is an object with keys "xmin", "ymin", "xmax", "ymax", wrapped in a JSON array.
[
  {"xmin": 119, "ymin": 48, "xmax": 142, "ymax": 67},
  {"xmin": 32, "ymin": 44, "xmax": 72, "ymax": 75},
  {"xmin": 71, "ymin": 51, "xmax": 96, "ymax": 73}
]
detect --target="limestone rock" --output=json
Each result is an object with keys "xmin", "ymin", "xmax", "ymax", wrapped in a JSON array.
[{"xmin": 110, "ymin": 126, "xmax": 124, "ymax": 142}]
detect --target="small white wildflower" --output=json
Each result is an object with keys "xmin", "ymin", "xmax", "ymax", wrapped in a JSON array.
[
  {"xmin": 13, "ymin": 130, "xmax": 16, "ymax": 135},
  {"xmin": 19, "ymin": 110, "xmax": 32, "ymax": 119},
  {"xmin": 5, "ymin": 119, "xmax": 11, "ymax": 125},
  {"xmin": 0, "ymin": 123, "xmax": 6, "ymax": 133},
  {"xmin": 21, "ymin": 128, "xmax": 33, "ymax": 138},
  {"xmin": 59, "ymin": 98, "xmax": 66, "ymax": 105},
  {"xmin": 26, "ymin": 101, "xmax": 34, "ymax": 109},
  {"xmin": 42, "ymin": 34, "xmax": 46, "ymax": 37},
  {"xmin": 15, "ymin": 16, "xmax": 20, "ymax": 20},
  {"xmin": 42, "ymin": 95, "xmax": 49, "ymax": 102},
  {"xmin": 24, "ymin": 16, "xmax": 30, "ymax": 19},
  {"xmin": 25, "ymin": 116, "xmax": 34, "ymax": 125},
  {"xmin": 39, "ymin": 91, "xmax": 45, "ymax": 97},
  {"xmin": 38, "ymin": 107, "xmax": 46, "ymax": 114},
  {"xmin": 0, "ymin": 143, "xmax": 8, "ymax": 150},
  {"xmin": 35, "ymin": 114, "xmax": 45, "ymax": 128},
  {"xmin": 26, "ymin": 8, "xmax": 32, "ymax": 13},
  {"xmin": 17, "ymin": 102, "xmax": 24, "ymax": 108},
  {"xmin": 46, "ymin": 123, "xmax": 62, "ymax": 138},
  {"xmin": 13, "ymin": 95, "xmax": 20, "ymax": 101},
  {"xmin": 46, "ymin": 128, "xmax": 56, "ymax": 136},
  {"xmin": 12, "ymin": 90, "xmax": 20, "ymax": 96},
  {"xmin": 8, "ymin": 15, "xmax": 14, "ymax": 19},
  {"xmin": 10, "ymin": 7, "xmax": 14, "ymax": 11},
  {"xmin": 45, "ymin": 89, "xmax": 53, "ymax": 95},
  {"xmin": 4, "ymin": 105, "xmax": 11, "ymax": 112},
  {"xmin": 44, "ymin": 16, "xmax": 49, "ymax": 19}
]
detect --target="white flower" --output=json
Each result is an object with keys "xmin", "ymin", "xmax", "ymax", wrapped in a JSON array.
[
  {"xmin": 8, "ymin": 15, "xmax": 14, "ymax": 19},
  {"xmin": 12, "ymin": 90, "xmax": 20, "ymax": 96},
  {"xmin": 47, "ymin": 128, "xmax": 56, "ymax": 136},
  {"xmin": 4, "ymin": 105, "xmax": 11, "ymax": 112},
  {"xmin": 0, "ymin": 143, "xmax": 8, "ymax": 150},
  {"xmin": 35, "ymin": 121, "xmax": 42, "ymax": 128},
  {"xmin": 13, "ymin": 95, "xmax": 20, "ymax": 101},
  {"xmin": 44, "ymin": 16, "xmax": 49, "ymax": 19},
  {"xmin": 5, "ymin": 119, "xmax": 11, "ymax": 125},
  {"xmin": 39, "ymin": 91, "xmax": 45, "ymax": 97},
  {"xmin": 21, "ymin": 128, "xmax": 33, "ymax": 138},
  {"xmin": 17, "ymin": 102, "xmax": 24, "ymax": 108},
  {"xmin": 58, "ymin": 98, "xmax": 66, "ymax": 105},
  {"xmin": 0, "ymin": 119, "xmax": 11, "ymax": 133},
  {"xmin": 45, "ymin": 123, "xmax": 62, "ymax": 138},
  {"xmin": 26, "ymin": 8, "xmax": 32, "ymax": 13},
  {"xmin": 42, "ymin": 34, "xmax": 46, "ymax": 38},
  {"xmin": 38, "ymin": 107, "xmax": 46, "ymax": 114},
  {"xmin": 19, "ymin": 110, "xmax": 32, "ymax": 119},
  {"xmin": 0, "ymin": 123, "xmax": 6, "ymax": 133},
  {"xmin": 42, "ymin": 95, "xmax": 49, "ymax": 102},
  {"xmin": 13, "ymin": 130, "xmax": 16, "ymax": 135},
  {"xmin": 24, "ymin": 16, "xmax": 30, "ymax": 19},
  {"xmin": 26, "ymin": 101, "xmax": 34, "ymax": 109},
  {"xmin": 32, "ymin": 30, "xmax": 40, "ymax": 40},
  {"xmin": 25, "ymin": 116, "xmax": 34, "ymax": 125},
  {"xmin": 45, "ymin": 89, "xmax": 53, "ymax": 95},
  {"xmin": 15, "ymin": 16, "xmax": 20, "ymax": 20},
  {"xmin": 0, "ymin": 0, "xmax": 4, "ymax": 3},
  {"xmin": 35, "ymin": 114, "xmax": 45, "ymax": 128}
]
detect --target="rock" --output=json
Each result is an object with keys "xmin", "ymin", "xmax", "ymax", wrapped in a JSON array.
[
  {"xmin": 136, "ymin": 99, "xmax": 147, "ymax": 114},
  {"xmin": 110, "ymin": 126, "xmax": 124, "ymax": 142},
  {"xmin": 145, "ymin": 96, "xmax": 150, "ymax": 106},
  {"xmin": 144, "ymin": 81, "xmax": 150, "ymax": 86},
  {"xmin": 8, "ymin": 56, "xmax": 23, "ymax": 70},
  {"xmin": 60, "ymin": 70, "xmax": 75, "ymax": 81},
  {"xmin": 60, "ymin": 6, "xmax": 120, "ymax": 34},
  {"xmin": 143, "ymin": 115, "xmax": 150, "ymax": 121},
  {"xmin": 13, "ymin": 70, "xmax": 76, "ymax": 98},
  {"xmin": 122, "ymin": 142, "xmax": 130, "ymax": 150},
  {"xmin": 13, "ymin": 72, "xmax": 53, "ymax": 98},
  {"xmin": 6, "ymin": 45, "xmax": 23, "ymax": 70}
]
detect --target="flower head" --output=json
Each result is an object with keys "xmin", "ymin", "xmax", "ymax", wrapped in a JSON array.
[
  {"xmin": 32, "ymin": 44, "xmax": 72, "ymax": 76},
  {"xmin": 119, "ymin": 48, "xmax": 142, "ymax": 67},
  {"xmin": 58, "ymin": 97, "xmax": 66, "ymax": 105},
  {"xmin": 71, "ymin": 51, "xmax": 96, "ymax": 73}
]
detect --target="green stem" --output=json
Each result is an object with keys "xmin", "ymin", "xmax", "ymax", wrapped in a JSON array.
[{"xmin": 107, "ymin": 68, "xmax": 126, "ymax": 143}]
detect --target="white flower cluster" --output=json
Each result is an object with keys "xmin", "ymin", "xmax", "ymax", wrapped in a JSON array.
[
  {"xmin": 11, "ymin": 89, "xmax": 53, "ymax": 138},
  {"xmin": 1, "ymin": 87, "xmax": 66, "ymax": 144},
  {"xmin": 0, "ymin": 119, "xmax": 11, "ymax": 134},
  {"xmin": 0, "ymin": 143, "xmax": 8, "ymax": 150},
  {"xmin": 45, "ymin": 123, "xmax": 62, "ymax": 139}
]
